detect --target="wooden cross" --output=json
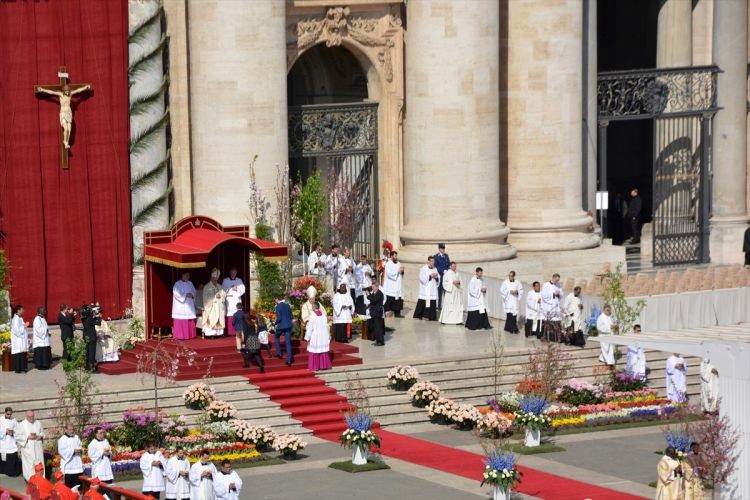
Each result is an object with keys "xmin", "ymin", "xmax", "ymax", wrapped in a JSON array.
[{"xmin": 34, "ymin": 66, "xmax": 92, "ymax": 169}]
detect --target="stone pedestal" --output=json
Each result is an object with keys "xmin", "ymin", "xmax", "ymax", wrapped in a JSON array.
[
  {"xmin": 711, "ymin": 0, "xmax": 749, "ymax": 264},
  {"xmin": 131, "ymin": 266, "xmax": 145, "ymax": 320},
  {"xmin": 188, "ymin": 1, "xmax": 288, "ymax": 226},
  {"xmin": 505, "ymin": 0, "xmax": 598, "ymax": 252},
  {"xmin": 400, "ymin": 0, "xmax": 515, "ymax": 264}
]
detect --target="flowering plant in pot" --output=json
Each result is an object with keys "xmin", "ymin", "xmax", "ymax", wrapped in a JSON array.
[
  {"xmin": 183, "ymin": 382, "xmax": 216, "ymax": 410},
  {"xmin": 427, "ymin": 398, "xmax": 459, "ymax": 425},
  {"xmin": 447, "ymin": 403, "xmax": 481, "ymax": 431},
  {"xmin": 273, "ymin": 434, "xmax": 307, "ymax": 459},
  {"xmin": 339, "ymin": 413, "xmax": 381, "ymax": 465},
  {"xmin": 478, "ymin": 412, "xmax": 513, "ymax": 439},
  {"xmin": 513, "ymin": 395, "xmax": 551, "ymax": 447},
  {"xmin": 407, "ymin": 380, "xmax": 441, "ymax": 408},
  {"xmin": 386, "ymin": 365, "xmax": 420, "ymax": 390},
  {"xmin": 204, "ymin": 400, "xmax": 237, "ymax": 422},
  {"xmin": 229, "ymin": 420, "xmax": 277, "ymax": 451},
  {"xmin": 481, "ymin": 450, "xmax": 522, "ymax": 500}
]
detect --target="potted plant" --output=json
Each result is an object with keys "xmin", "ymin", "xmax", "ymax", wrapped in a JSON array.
[
  {"xmin": 339, "ymin": 413, "xmax": 381, "ymax": 465},
  {"xmin": 513, "ymin": 395, "xmax": 551, "ymax": 447},
  {"xmin": 386, "ymin": 365, "xmax": 419, "ymax": 390},
  {"xmin": 182, "ymin": 382, "xmax": 216, "ymax": 410},
  {"xmin": 427, "ymin": 398, "xmax": 458, "ymax": 425},
  {"xmin": 407, "ymin": 380, "xmax": 441, "ymax": 408},
  {"xmin": 273, "ymin": 433, "xmax": 307, "ymax": 459},
  {"xmin": 481, "ymin": 450, "xmax": 522, "ymax": 500},
  {"xmin": 204, "ymin": 400, "xmax": 237, "ymax": 423},
  {"xmin": 448, "ymin": 403, "xmax": 481, "ymax": 431}
]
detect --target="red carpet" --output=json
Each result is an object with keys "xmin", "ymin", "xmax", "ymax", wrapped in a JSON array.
[{"xmin": 98, "ymin": 336, "xmax": 362, "ymax": 380}]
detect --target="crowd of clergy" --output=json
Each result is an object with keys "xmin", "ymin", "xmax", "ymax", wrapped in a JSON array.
[{"xmin": 655, "ymin": 442, "xmax": 705, "ymax": 500}]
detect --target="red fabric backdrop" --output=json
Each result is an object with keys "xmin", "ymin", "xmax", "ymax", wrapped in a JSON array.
[{"xmin": 0, "ymin": 0, "xmax": 132, "ymax": 319}]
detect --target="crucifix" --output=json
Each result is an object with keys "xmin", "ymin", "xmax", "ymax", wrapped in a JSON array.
[{"xmin": 34, "ymin": 66, "xmax": 92, "ymax": 169}]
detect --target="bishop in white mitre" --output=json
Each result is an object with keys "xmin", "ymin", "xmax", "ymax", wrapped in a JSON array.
[
  {"xmin": 700, "ymin": 358, "xmax": 719, "ymax": 413},
  {"xmin": 87, "ymin": 426, "xmax": 113, "ymax": 482},
  {"xmin": 439, "ymin": 262, "xmax": 463, "ymax": 325},
  {"xmin": 665, "ymin": 354, "xmax": 687, "ymax": 403},
  {"xmin": 222, "ymin": 268, "xmax": 246, "ymax": 349},
  {"xmin": 202, "ymin": 268, "xmax": 227, "ymax": 337},
  {"xmin": 596, "ymin": 305, "xmax": 616, "ymax": 366},
  {"xmin": 500, "ymin": 271, "xmax": 523, "ymax": 334},
  {"xmin": 166, "ymin": 447, "xmax": 191, "ymax": 500},
  {"xmin": 625, "ymin": 325, "xmax": 646, "ymax": 379},
  {"xmin": 413, "ymin": 256, "xmax": 439, "ymax": 321},
  {"xmin": 140, "ymin": 443, "xmax": 166, "ymax": 496},
  {"xmin": 213, "ymin": 461, "xmax": 242, "ymax": 500},
  {"xmin": 16, "ymin": 410, "xmax": 44, "ymax": 480},
  {"xmin": 172, "ymin": 271, "xmax": 197, "ymax": 340},
  {"xmin": 189, "ymin": 453, "xmax": 217, "ymax": 500}
]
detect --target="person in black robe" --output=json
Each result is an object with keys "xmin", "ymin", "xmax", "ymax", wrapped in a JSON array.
[
  {"xmin": 367, "ymin": 281, "xmax": 386, "ymax": 346},
  {"xmin": 240, "ymin": 312, "xmax": 264, "ymax": 373},
  {"xmin": 625, "ymin": 188, "xmax": 642, "ymax": 244},
  {"xmin": 744, "ymin": 225, "xmax": 750, "ymax": 267},
  {"xmin": 81, "ymin": 304, "xmax": 99, "ymax": 371},
  {"xmin": 57, "ymin": 304, "xmax": 76, "ymax": 362}
]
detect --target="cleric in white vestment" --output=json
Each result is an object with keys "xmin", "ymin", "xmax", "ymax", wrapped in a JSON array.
[
  {"xmin": 222, "ymin": 268, "xmax": 245, "ymax": 349},
  {"xmin": 500, "ymin": 271, "xmax": 523, "ymax": 333},
  {"xmin": 213, "ymin": 460, "xmax": 242, "ymax": 500},
  {"xmin": 202, "ymin": 268, "xmax": 227, "ymax": 337},
  {"xmin": 172, "ymin": 271, "xmax": 197, "ymax": 340},
  {"xmin": 413, "ymin": 256, "xmax": 440, "ymax": 321},
  {"xmin": 439, "ymin": 262, "xmax": 463, "ymax": 325},
  {"xmin": 665, "ymin": 354, "xmax": 687, "ymax": 403},
  {"xmin": 596, "ymin": 305, "xmax": 616, "ymax": 366}
]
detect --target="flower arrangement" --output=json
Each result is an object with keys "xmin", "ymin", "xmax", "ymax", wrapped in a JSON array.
[
  {"xmin": 118, "ymin": 409, "xmax": 163, "ymax": 451},
  {"xmin": 183, "ymin": 383, "xmax": 216, "ymax": 410},
  {"xmin": 160, "ymin": 415, "xmax": 189, "ymax": 437},
  {"xmin": 81, "ymin": 421, "xmax": 115, "ymax": 441},
  {"xmin": 273, "ymin": 434, "xmax": 307, "ymax": 458},
  {"xmin": 0, "ymin": 324, "xmax": 11, "ymax": 355},
  {"xmin": 478, "ymin": 412, "xmax": 513, "ymax": 439},
  {"xmin": 340, "ymin": 414, "xmax": 381, "ymax": 449},
  {"xmin": 386, "ymin": 365, "xmax": 420, "ymax": 390},
  {"xmin": 515, "ymin": 379, "xmax": 543, "ymax": 395},
  {"xmin": 611, "ymin": 370, "xmax": 648, "ymax": 392},
  {"xmin": 427, "ymin": 398, "xmax": 459, "ymax": 425},
  {"xmin": 487, "ymin": 392, "xmax": 521, "ymax": 413},
  {"xmin": 481, "ymin": 450, "xmax": 522, "ymax": 490},
  {"xmin": 514, "ymin": 395, "xmax": 551, "ymax": 430},
  {"xmin": 665, "ymin": 431, "xmax": 692, "ymax": 460},
  {"xmin": 555, "ymin": 378, "xmax": 605, "ymax": 406},
  {"xmin": 229, "ymin": 422, "xmax": 277, "ymax": 450},
  {"xmin": 407, "ymin": 381, "xmax": 441, "ymax": 408},
  {"xmin": 447, "ymin": 403, "xmax": 481, "ymax": 431},
  {"xmin": 204, "ymin": 400, "xmax": 237, "ymax": 422},
  {"xmin": 202, "ymin": 421, "xmax": 236, "ymax": 440},
  {"xmin": 584, "ymin": 305, "xmax": 601, "ymax": 336},
  {"xmin": 603, "ymin": 389, "xmax": 657, "ymax": 402}
]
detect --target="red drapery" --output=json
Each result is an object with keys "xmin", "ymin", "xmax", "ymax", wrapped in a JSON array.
[{"xmin": 0, "ymin": 0, "xmax": 132, "ymax": 318}]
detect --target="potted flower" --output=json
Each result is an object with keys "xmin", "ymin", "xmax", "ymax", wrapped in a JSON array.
[
  {"xmin": 513, "ymin": 395, "xmax": 551, "ymax": 447},
  {"xmin": 481, "ymin": 450, "xmax": 522, "ymax": 500},
  {"xmin": 273, "ymin": 433, "xmax": 307, "ymax": 459},
  {"xmin": 204, "ymin": 400, "xmax": 237, "ymax": 422},
  {"xmin": 230, "ymin": 420, "xmax": 277, "ymax": 452},
  {"xmin": 339, "ymin": 413, "xmax": 381, "ymax": 465},
  {"xmin": 407, "ymin": 380, "xmax": 441, "ymax": 408},
  {"xmin": 664, "ymin": 431, "xmax": 692, "ymax": 460},
  {"xmin": 183, "ymin": 382, "xmax": 216, "ymax": 410},
  {"xmin": 478, "ymin": 412, "xmax": 513, "ymax": 439},
  {"xmin": 447, "ymin": 403, "xmax": 481, "ymax": 431},
  {"xmin": 427, "ymin": 398, "xmax": 458, "ymax": 425},
  {"xmin": 386, "ymin": 365, "xmax": 420, "ymax": 390}
]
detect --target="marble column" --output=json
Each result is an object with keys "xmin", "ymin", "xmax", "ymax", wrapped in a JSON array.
[
  {"xmin": 657, "ymin": 0, "xmax": 692, "ymax": 68},
  {"xmin": 710, "ymin": 0, "xmax": 749, "ymax": 264},
  {"xmin": 400, "ymin": 0, "xmax": 515, "ymax": 263},
  {"xmin": 188, "ymin": 1, "xmax": 288, "ymax": 227},
  {"xmin": 506, "ymin": 0, "xmax": 598, "ymax": 251}
]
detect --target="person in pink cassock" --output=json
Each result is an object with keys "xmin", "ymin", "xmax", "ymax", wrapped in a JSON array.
[{"xmin": 172, "ymin": 271, "xmax": 197, "ymax": 340}]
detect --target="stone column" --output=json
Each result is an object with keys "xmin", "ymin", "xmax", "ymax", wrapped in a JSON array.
[
  {"xmin": 188, "ymin": 1, "xmax": 288, "ymax": 227},
  {"xmin": 657, "ymin": 0, "xmax": 692, "ymax": 68},
  {"xmin": 710, "ymin": 0, "xmax": 749, "ymax": 264},
  {"xmin": 506, "ymin": 0, "xmax": 598, "ymax": 251},
  {"xmin": 400, "ymin": 0, "xmax": 515, "ymax": 263}
]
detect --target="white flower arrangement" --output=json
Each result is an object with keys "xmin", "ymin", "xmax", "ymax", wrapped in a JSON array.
[
  {"xmin": 204, "ymin": 400, "xmax": 237, "ymax": 422},
  {"xmin": 513, "ymin": 411, "xmax": 552, "ymax": 430},
  {"xmin": 478, "ymin": 412, "xmax": 513, "ymax": 438},
  {"xmin": 183, "ymin": 383, "xmax": 216, "ymax": 410},
  {"xmin": 427, "ymin": 397, "xmax": 459, "ymax": 424},
  {"xmin": 446, "ymin": 403, "xmax": 481, "ymax": 430},
  {"xmin": 407, "ymin": 380, "xmax": 441, "ymax": 407},
  {"xmin": 273, "ymin": 434, "xmax": 307, "ymax": 455},
  {"xmin": 202, "ymin": 421, "xmax": 236, "ymax": 440},
  {"xmin": 339, "ymin": 428, "xmax": 381, "ymax": 449},
  {"xmin": 230, "ymin": 421, "xmax": 277, "ymax": 448},
  {"xmin": 386, "ymin": 365, "xmax": 420, "ymax": 390}
]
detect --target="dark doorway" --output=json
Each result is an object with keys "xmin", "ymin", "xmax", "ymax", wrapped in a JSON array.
[{"xmin": 288, "ymin": 45, "xmax": 369, "ymax": 106}]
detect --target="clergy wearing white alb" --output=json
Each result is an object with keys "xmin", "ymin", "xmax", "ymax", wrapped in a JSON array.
[
  {"xmin": 562, "ymin": 289, "xmax": 583, "ymax": 333},
  {"xmin": 596, "ymin": 306, "xmax": 615, "ymax": 366},
  {"xmin": 87, "ymin": 427, "xmax": 113, "ymax": 482},
  {"xmin": 354, "ymin": 257, "xmax": 373, "ymax": 315},
  {"xmin": 625, "ymin": 325, "xmax": 646, "ymax": 379},
  {"xmin": 166, "ymin": 449, "xmax": 191, "ymax": 500},
  {"xmin": 465, "ymin": 268, "xmax": 491, "ymax": 330},
  {"xmin": 189, "ymin": 456, "xmax": 217, "ymax": 500},
  {"xmin": 202, "ymin": 269, "xmax": 227, "ymax": 337},
  {"xmin": 665, "ymin": 354, "xmax": 687, "ymax": 403},
  {"xmin": 383, "ymin": 252, "xmax": 404, "ymax": 317},
  {"xmin": 0, "ymin": 408, "xmax": 20, "ymax": 477},
  {"xmin": 413, "ymin": 257, "xmax": 440, "ymax": 321},
  {"xmin": 500, "ymin": 272, "xmax": 523, "ymax": 334},
  {"xmin": 213, "ymin": 462, "xmax": 242, "ymax": 500},
  {"xmin": 439, "ymin": 263, "xmax": 463, "ymax": 325},
  {"xmin": 222, "ymin": 269, "xmax": 246, "ymax": 349},
  {"xmin": 341, "ymin": 248, "xmax": 357, "ymax": 296},
  {"xmin": 540, "ymin": 275, "xmax": 564, "ymax": 341},
  {"xmin": 140, "ymin": 445, "xmax": 166, "ymax": 497},
  {"xmin": 324, "ymin": 246, "xmax": 344, "ymax": 292},
  {"xmin": 32, "ymin": 308, "xmax": 52, "ymax": 369},
  {"xmin": 172, "ymin": 272, "xmax": 197, "ymax": 340},
  {"xmin": 10, "ymin": 307, "xmax": 29, "ymax": 373},
  {"xmin": 700, "ymin": 358, "xmax": 719, "ymax": 413},
  {"xmin": 307, "ymin": 246, "xmax": 327, "ymax": 279},
  {"xmin": 332, "ymin": 285, "xmax": 354, "ymax": 343},
  {"xmin": 57, "ymin": 425, "xmax": 83, "ymax": 488},
  {"xmin": 524, "ymin": 282, "xmax": 542, "ymax": 338},
  {"xmin": 16, "ymin": 411, "xmax": 45, "ymax": 481}
]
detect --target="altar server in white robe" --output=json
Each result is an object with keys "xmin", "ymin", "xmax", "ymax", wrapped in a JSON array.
[
  {"xmin": 87, "ymin": 426, "xmax": 114, "ymax": 483},
  {"xmin": 16, "ymin": 410, "xmax": 45, "ymax": 481},
  {"xmin": 383, "ymin": 251, "xmax": 405, "ymax": 317},
  {"xmin": 439, "ymin": 262, "xmax": 463, "ymax": 325},
  {"xmin": 10, "ymin": 305, "xmax": 29, "ymax": 373},
  {"xmin": 596, "ymin": 305, "xmax": 616, "ymax": 367},
  {"xmin": 562, "ymin": 287, "xmax": 584, "ymax": 333},
  {"xmin": 354, "ymin": 255, "xmax": 373, "ymax": 315},
  {"xmin": 324, "ymin": 245, "xmax": 345, "ymax": 292},
  {"xmin": 413, "ymin": 256, "xmax": 440, "ymax": 321},
  {"xmin": 166, "ymin": 447, "xmax": 191, "ymax": 500},
  {"xmin": 141, "ymin": 443, "xmax": 166, "ymax": 498},
  {"xmin": 524, "ymin": 282, "xmax": 542, "ymax": 338},
  {"xmin": 57, "ymin": 423, "xmax": 83, "ymax": 488},
  {"xmin": 0, "ymin": 407, "xmax": 20, "ymax": 477},
  {"xmin": 665, "ymin": 354, "xmax": 687, "ymax": 403},
  {"xmin": 32, "ymin": 308, "xmax": 52, "ymax": 369},
  {"xmin": 465, "ymin": 268, "xmax": 492, "ymax": 330},
  {"xmin": 625, "ymin": 324, "xmax": 646, "ymax": 379},
  {"xmin": 222, "ymin": 268, "xmax": 246, "ymax": 349},
  {"xmin": 213, "ymin": 460, "xmax": 242, "ymax": 500},
  {"xmin": 332, "ymin": 284, "xmax": 354, "ymax": 343},
  {"xmin": 189, "ymin": 450, "xmax": 217, "ymax": 500},
  {"xmin": 172, "ymin": 272, "xmax": 197, "ymax": 340},
  {"xmin": 700, "ymin": 358, "xmax": 719, "ymax": 413},
  {"xmin": 202, "ymin": 269, "xmax": 227, "ymax": 337},
  {"xmin": 500, "ymin": 271, "xmax": 523, "ymax": 334},
  {"xmin": 341, "ymin": 247, "xmax": 357, "ymax": 297},
  {"xmin": 307, "ymin": 244, "xmax": 327, "ymax": 279}
]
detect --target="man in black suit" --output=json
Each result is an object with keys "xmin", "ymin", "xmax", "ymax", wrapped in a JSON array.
[
  {"xmin": 625, "ymin": 188, "xmax": 642, "ymax": 244},
  {"xmin": 367, "ymin": 281, "xmax": 386, "ymax": 346},
  {"xmin": 57, "ymin": 304, "xmax": 76, "ymax": 361},
  {"xmin": 744, "ymin": 224, "xmax": 750, "ymax": 268}
]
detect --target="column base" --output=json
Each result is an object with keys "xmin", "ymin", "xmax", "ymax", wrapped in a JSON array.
[
  {"xmin": 709, "ymin": 215, "xmax": 749, "ymax": 265},
  {"xmin": 132, "ymin": 266, "xmax": 146, "ymax": 319},
  {"xmin": 398, "ymin": 242, "xmax": 517, "ymax": 264},
  {"xmin": 399, "ymin": 219, "xmax": 516, "ymax": 263},
  {"xmin": 509, "ymin": 212, "xmax": 600, "ymax": 251}
]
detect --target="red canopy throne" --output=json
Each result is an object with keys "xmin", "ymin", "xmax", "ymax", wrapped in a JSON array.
[{"xmin": 143, "ymin": 216, "xmax": 286, "ymax": 337}]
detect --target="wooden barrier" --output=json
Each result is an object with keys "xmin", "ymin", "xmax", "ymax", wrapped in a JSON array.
[
  {"xmin": 78, "ymin": 476, "xmax": 153, "ymax": 500},
  {"xmin": 0, "ymin": 486, "xmax": 28, "ymax": 500}
]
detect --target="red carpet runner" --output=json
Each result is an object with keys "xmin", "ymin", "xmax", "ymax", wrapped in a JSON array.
[{"xmin": 246, "ymin": 369, "xmax": 646, "ymax": 500}]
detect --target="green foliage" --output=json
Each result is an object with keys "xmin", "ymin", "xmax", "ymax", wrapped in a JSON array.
[
  {"xmin": 602, "ymin": 262, "xmax": 646, "ymax": 336},
  {"xmin": 556, "ymin": 386, "xmax": 603, "ymax": 406},
  {"xmin": 292, "ymin": 171, "xmax": 326, "ymax": 247},
  {"xmin": 54, "ymin": 337, "xmax": 102, "ymax": 436},
  {"xmin": 115, "ymin": 409, "xmax": 163, "ymax": 451},
  {"xmin": 254, "ymin": 223, "xmax": 285, "ymax": 312}
]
